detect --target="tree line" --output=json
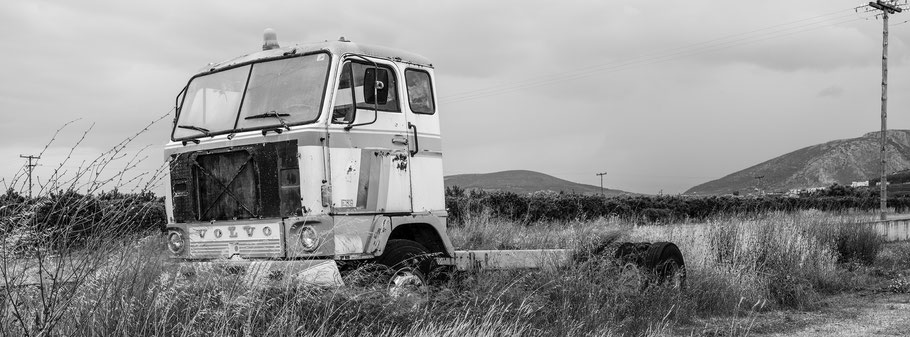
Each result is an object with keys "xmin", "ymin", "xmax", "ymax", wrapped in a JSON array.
[{"xmin": 445, "ymin": 184, "xmax": 910, "ymax": 225}]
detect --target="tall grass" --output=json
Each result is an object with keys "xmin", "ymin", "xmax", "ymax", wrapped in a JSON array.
[
  {"xmin": 0, "ymin": 122, "xmax": 888, "ymax": 336},
  {"xmin": 1, "ymin": 234, "xmax": 686, "ymax": 336},
  {"xmin": 636, "ymin": 211, "xmax": 881, "ymax": 310},
  {"xmin": 1, "ymin": 208, "xmax": 886, "ymax": 336},
  {"xmin": 450, "ymin": 210, "xmax": 884, "ymax": 313},
  {"xmin": 0, "ymin": 118, "xmax": 168, "ymax": 337}
]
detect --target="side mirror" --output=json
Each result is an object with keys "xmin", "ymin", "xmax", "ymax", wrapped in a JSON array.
[{"xmin": 363, "ymin": 68, "xmax": 389, "ymax": 105}]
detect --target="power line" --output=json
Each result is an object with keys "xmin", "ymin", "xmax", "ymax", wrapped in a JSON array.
[{"xmin": 440, "ymin": 8, "xmax": 867, "ymax": 104}]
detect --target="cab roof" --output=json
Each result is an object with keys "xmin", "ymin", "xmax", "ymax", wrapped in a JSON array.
[{"xmin": 198, "ymin": 40, "xmax": 434, "ymax": 76}]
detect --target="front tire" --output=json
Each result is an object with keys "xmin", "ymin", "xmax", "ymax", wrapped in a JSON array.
[{"xmin": 376, "ymin": 239, "xmax": 435, "ymax": 298}]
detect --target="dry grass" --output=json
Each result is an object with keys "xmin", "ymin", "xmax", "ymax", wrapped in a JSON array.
[
  {"xmin": 0, "ymin": 121, "xmax": 892, "ymax": 336},
  {"xmin": 1, "ymin": 210, "xmax": 889, "ymax": 336},
  {"xmin": 1, "ymin": 200, "xmax": 888, "ymax": 336},
  {"xmin": 0, "ymin": 234, "xmax": 687, "ymax": 336}
]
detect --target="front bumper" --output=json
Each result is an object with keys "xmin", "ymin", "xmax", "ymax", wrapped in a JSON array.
[
  {"xmin": 174, "ymin": 258, "xmax": 343, "ymax": 287},
  {"xmin": 166, "ymin": 216, "xmax": 335, "ymax": 259}
]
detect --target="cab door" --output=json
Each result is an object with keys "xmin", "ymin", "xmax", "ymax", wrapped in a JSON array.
[
  {"xmin": 328, "ymin": 58, "xmax": 412, "ymax": 213},
  {"xmin": 402, "ymin": 68, "xmax": 445, "ymax": 212}
]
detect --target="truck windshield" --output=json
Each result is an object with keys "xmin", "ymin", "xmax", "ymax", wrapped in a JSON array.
[{"xmin": 173, "ymin": 52, "xmax": 330, "ymax": 140}]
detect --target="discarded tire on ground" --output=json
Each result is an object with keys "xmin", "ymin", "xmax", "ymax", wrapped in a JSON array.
[
  {"xmin": 645, "ymin": 241, "xmax": 686, "ymax": 290},
  {"xmin": 613, "ymin": 242, "xmax": 651, "ymax": 265}
]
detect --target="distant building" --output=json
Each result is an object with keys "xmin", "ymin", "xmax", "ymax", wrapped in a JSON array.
[
  {"xmin": 805, "ymin": 186, "xmax": 826, "ymax": 193},
  {"xmin": 851, "ymin": 181, "xmax": 869, "ymax": 187}
]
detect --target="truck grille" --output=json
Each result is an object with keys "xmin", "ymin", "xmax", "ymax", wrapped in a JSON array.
[
  {"xmin": 186, "ymin": 222, "xmax": 285, "ymax": 258},
  {"xmin": 189, "ymin": 239, "xmax": 283, "ymax": 258}
]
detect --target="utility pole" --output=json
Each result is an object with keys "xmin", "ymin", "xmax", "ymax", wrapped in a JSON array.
[
  {"xmin": 864, "ymin": 0, "xmax": 906, "ymax": 220},
  {"xmin": 596, "ymin": 172, "xmax": 607, "ymax": 196},
  {"xmin": 19, "ymin": 154, "xmax": 40, "ymax": 198}
]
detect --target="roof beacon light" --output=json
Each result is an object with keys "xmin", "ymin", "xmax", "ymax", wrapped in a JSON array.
[{"xmin": 262, "ymin": 28, "xmax": 279, "ymax": 51}]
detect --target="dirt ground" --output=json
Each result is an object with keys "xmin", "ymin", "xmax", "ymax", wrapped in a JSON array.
[
  {"xmin": 748, "ymin": 292, "xmax": 910, "ymax": 337},
  {"xmin": 702, "ymin": 291, "xmax": 910, "ymax": 337},
  {"xmin": 678, "ymin": 241, "xmax": 910, "ymax": 337}
]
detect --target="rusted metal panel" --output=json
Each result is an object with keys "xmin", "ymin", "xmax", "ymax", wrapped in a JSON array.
[
  {"xmin": 195, "ymin": 150, "xmax": 259, "ymax": 219},
  {"xmin": 331, "ymin": 215, "xmax": 377, "ymax": 255},
  {"xmin": 382, "ymin": 150, "xmax": 412, "ymax": 212},
  {"xmin": 328, "ymin": 147, "xmax": 362, "ymax": 210},
  {"xmin": 366, "ymin": 216, "xmax": 393, "ymax": 255},
  {"xmin": 169, "ymin": 140, "xmax": 299, "ymax": 222},
  {"xmin": 277, "ymin": 142, "xmax": 301, "ymax": 216},
  {"xmin": 329, "ymin": 148, "xmax": 412, "ymax": 213},
  {"xmin": 298, "ymin": 145, "xmax": 327, "ymax": 215}
]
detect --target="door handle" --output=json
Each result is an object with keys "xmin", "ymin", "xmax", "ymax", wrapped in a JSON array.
[
  {"xmin": 392, "ymin": 135, "xmax": 408, "ymax": 145},
  {"xmin": 408, "ymin": 122, "xmax": 419, "ymax": 156}
]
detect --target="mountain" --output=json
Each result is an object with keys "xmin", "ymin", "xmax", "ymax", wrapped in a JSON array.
[
  {"xmin": 444, "ymin": 170, "xmax": 631, "ymax": 196},
  {"xmin": 685, "ymin": 130, "xmax": 910, "ymax": 195}
]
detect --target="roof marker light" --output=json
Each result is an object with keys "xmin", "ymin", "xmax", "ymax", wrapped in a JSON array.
[{"xmin": 263, "ymin": 28, "xmax": 279, "ymax": 51}]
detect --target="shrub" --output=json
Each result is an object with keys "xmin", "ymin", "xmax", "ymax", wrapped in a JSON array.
[
  {"xmin": 444, "ymin": 186, "xmax": 910, "ymax": 226},
  {"xmin": 832, "ymin": 224, "xmax": 883, "ymax": 265}
]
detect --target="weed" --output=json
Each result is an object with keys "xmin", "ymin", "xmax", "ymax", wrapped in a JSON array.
[{"xmin": 888, "ymin": 274, "xmax": 910, "ymax": 293}]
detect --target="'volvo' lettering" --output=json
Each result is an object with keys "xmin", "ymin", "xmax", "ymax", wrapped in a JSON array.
[{"xmin": 228, "ymin": 226, "xmax": 238, "ymax": 238}]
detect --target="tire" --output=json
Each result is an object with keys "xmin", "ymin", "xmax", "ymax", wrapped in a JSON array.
[
  {"xmin": 614, "ymin": 242, "xmax": 651, "ymax": 265},
  {"xmin": 376, "ymin": 239, "xmax": 435, "ymax": 298},
  {"xmin": 377, "ymin": 239, "xmax": 435, "ymax": 273},
  {"xmin": 645, "ymin": 242, "xmax": 686, "ymax": 290},
  {"xmin": 612, "ymin": 242, "xmax": 651, "ymax": 293}
]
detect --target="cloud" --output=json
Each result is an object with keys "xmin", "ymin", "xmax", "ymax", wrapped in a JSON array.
[
  {"xmin": 2, "ymin": 0, "xmax": 908, "ymax": 194},
  {"xmin": 817, "ymin": 85, "xmax": 845, "ymax": 98}
]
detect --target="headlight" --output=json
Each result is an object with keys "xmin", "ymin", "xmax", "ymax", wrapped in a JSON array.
[
  {"xmin": 298, "ymin": 226, "xmax": 318, "ymax": 252},
  {"xmin": 167, "ymin": 231, "xmax": 185, "ymax": 254}
]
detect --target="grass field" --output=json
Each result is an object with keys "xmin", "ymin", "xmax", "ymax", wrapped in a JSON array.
[{"xmin": 2, "ymin": 208, "xmax": 902, "ymax": 337}]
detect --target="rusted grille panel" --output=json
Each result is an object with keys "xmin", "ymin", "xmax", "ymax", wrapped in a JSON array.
[
  {"xmin": 169, "ymin": 140, "xmax": 300, "ymax": 223},
  {"xmin": 196, "ymin": 150, "xmax": 258, "ymax": 220}
]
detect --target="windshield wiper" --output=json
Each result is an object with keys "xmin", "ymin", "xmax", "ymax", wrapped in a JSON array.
[
  {"xmin": 245, "ymin": 110, "xmax": 291, "ymax": 131},
  {"xmin": 177, "ymin": 125, "xmax": 211, "ymax": 136}
]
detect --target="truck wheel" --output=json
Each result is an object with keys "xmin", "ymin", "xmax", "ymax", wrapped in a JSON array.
[
  {"xmin": 614, "ymin": 242, "xmax": 650, "ymax": 265},
  {"xmin": 613, "ymin": 242, "xmax": 650, "ymax": 293},
  {"xmin": 616, "ymin": 261, "xmax": 646, "ymax": 293},
  {"xmin": 645, "ymin": 242, "xmax": 686, "ymax": 290},
  {"xmin": 376, "ymin": 239, "xmax": 435, "ymax": 298}
]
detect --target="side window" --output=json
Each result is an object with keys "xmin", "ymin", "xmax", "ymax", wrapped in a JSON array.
[
  {"xmin": 332, "ymin": 61, "xmax": 400, "ymax": 124},
  {"xmin": 332, "ymin": 63, "xmax": 355, "ymax": 123},
  {"xmin": 405, "ymin": 69, "xmax": 435, "ymax": 115}
]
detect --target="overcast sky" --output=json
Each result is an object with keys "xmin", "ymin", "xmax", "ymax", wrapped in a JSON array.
[{"xmin": 3, "ymin": 0, "xmax": 910, "ymax": 195}]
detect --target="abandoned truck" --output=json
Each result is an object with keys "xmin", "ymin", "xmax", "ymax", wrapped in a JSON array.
[{"xmin": 163, "ymin": 29, "xmax": 685, "ymax": 290}]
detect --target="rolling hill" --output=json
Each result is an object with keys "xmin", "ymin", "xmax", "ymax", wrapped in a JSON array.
[
  {"xmin": 685, "ymin": 130, "xmax": 910, "ymax": 195},
  {"xmin": 444, "ymin": 170, "xmax": 631, "ymax": 196}
]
